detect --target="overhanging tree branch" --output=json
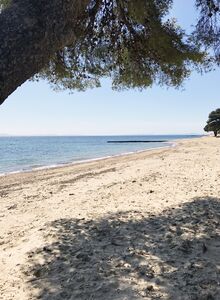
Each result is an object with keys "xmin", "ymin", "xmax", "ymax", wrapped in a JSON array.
[{"xmin": 0, "ymin": 0, "xmax": 208, "ymax": 105}]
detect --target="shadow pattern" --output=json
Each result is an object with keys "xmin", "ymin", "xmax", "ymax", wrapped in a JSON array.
[{"xmin": 24, "ymin": 198, "xmax": 220, "ymax": 300}]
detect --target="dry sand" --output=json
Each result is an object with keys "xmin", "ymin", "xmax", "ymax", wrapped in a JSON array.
[{"xmin": 0, "ymin": 136, "xmax": 220, "ymax": 300}]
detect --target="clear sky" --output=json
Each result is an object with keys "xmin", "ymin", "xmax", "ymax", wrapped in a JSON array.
[{"xmin": 0, "ymin": 1, "xmax": 219, "ymax": 136}]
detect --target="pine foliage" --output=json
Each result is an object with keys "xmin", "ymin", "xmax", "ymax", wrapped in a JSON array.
[
  {"xmin": 204, "ymin": 108, "xmax": 220, "ymax": 136},
  {"xmin": 36, "ymin": 0, "xmax": 205, "ymax": 92}
]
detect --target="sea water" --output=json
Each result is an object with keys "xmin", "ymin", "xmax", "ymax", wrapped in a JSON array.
[{"xmin": 0, "ymin": 135, "xmax": 200, "ymax": 175}]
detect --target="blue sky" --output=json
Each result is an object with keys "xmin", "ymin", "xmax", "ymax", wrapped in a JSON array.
[{"xmin": 0, "ymin": 1, "xmax": 219, "ymax": 136}]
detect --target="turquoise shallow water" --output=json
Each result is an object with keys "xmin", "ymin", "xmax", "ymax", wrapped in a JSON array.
[{"xmin": 0, "ymin": 135, "xmax": 200, "ymax": 174}]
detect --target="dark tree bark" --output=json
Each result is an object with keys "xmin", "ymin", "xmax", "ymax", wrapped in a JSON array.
[
  {"xmin": 214, "ymin": 130, "xmax": 218, "ymax": 137},
  {"xmin": 0, "ymin": 0, "xmax": 89, "ymax": 105}
]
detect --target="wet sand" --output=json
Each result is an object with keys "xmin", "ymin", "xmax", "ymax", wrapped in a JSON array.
[{"xmin": 0, "ymin": 136, "xmax": 219, "ymax": 299}]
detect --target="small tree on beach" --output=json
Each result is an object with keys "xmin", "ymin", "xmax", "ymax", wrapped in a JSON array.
[{"xmin": 204, "ymin": 109, "xmax": 220, "ymax": 137}]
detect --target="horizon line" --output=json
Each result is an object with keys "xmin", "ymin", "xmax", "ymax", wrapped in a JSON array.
[{"xmin": 0, "ymin": 133, "xmax": 204, "ymax": 137}]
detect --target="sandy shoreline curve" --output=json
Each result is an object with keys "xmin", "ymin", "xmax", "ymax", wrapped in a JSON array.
[{"xmin": 0, "ymin": 136, "xmax": 219, "ymax": 299}]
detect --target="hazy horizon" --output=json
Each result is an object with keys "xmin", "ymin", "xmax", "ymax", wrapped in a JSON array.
[{"xmin": 0, "ymin": 133, "xmax": 203, "ymax": 137}]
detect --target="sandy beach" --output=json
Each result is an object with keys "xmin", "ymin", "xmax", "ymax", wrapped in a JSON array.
[{"xmin": 0, "ymin": 136, "xmax": 220, "ymax": 300}]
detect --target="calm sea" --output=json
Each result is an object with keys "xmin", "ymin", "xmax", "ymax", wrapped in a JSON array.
[{"xmin": 0, "ymin": 135, "xmax": 200, "ymax": 175}]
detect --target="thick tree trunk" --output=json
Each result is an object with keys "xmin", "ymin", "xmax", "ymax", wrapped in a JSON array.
[
  {"xmin": 214, "ymin": 130, "xmax": 218, "ymax": 137},
  {"xmin": 0, "ymin": 0, "xmax": 89, "ymax": 105}
]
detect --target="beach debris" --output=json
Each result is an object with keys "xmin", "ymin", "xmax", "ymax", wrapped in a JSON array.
[
  {"xmin": 202, "ymin": 242, "xmax": 208, "ymax": 253},
  {"xmin": 7, "ymin": 204, "xmax": 17, "ymax": 210},
  {"xmin": 33, "ymin": 268, "xmax": 42, "ymax": 278},
  {"xmin": 43, "ymin": 246, "xmax": 52, "ymax": 253},
  {"xmin": 146, "ymin": 285, "xmax": 154, "ymax": 291}
]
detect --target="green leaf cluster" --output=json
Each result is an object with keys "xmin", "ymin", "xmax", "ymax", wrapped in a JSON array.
[
  {"xmin": 204, "ymin": 108, "xmax": 220, "ymax": 136},
  {"xmin": 0, "ymin": 0, "xmax": 10, "ymax": 10},
  {"xmin": 194, "ymin": 0, "xmax": 220, "ymax": 62}
]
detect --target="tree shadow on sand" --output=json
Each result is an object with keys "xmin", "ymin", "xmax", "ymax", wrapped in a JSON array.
[{"xmin": 24, "ymin": 197, "xmax": 220, "ymax": 300}]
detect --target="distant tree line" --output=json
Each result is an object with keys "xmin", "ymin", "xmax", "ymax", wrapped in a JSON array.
[{"xmin": 204, "ymin": 109, "xmax": 220, "ymax": 137}]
